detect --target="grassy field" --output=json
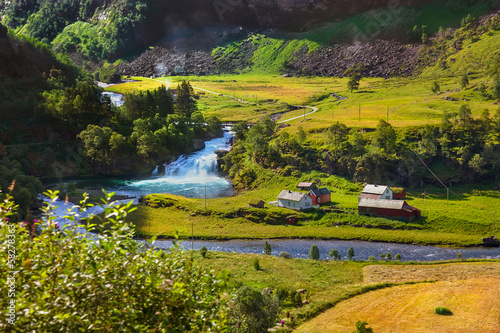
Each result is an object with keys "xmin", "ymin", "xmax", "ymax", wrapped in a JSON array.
[
  {"xmin": 107, "ymin": 70, "xmax": 498, "ymax": 133},
  {"xmin": 125, "ymin": 169, "xmax": 499, "ymax": 247},
  {"xmin": 194, "ymin": 251, "xmax": 365, "ymax": 305},
  {"xmin": 363, "ymin": 262, "xmax": 500, "ymax": 283},
  {"xmin": 190, "ymin": 251, "xmax": 500, "ymax": 331},
  {"xmin": 295, "ymin": 276, "xmax": 500, "ymax": 333}
]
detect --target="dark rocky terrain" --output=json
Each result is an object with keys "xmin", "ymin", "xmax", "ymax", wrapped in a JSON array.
[
  {"xmin": 291, "ymin": 40, "xmax": 421, "ymax": 77},
  {"xmin": 119, "ymin": 26, "xmax": 422, "ymax": 78}
]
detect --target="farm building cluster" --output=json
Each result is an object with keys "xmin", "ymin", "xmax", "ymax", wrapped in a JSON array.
[
  {"xmin": 269, "ymin": 182, "xmax": 420, "ymax": 222},
  {"xmin": 270, "ymin": 183, "xmax": 421, "ymax": 222},
  {"xmin": 358, "ymin": 184, "xmax": 421, "ymax": 222},
  {"xmin": 273, "ymin": 182, "xmax": 332, "ymax": 211}
]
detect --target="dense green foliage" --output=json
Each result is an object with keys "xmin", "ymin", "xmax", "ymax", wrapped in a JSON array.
[
  {"xmin": 78, "ymin": 81, "xmax": 222, "ymax": 171},
  {"xmin": 0, "ymin": 191, "xmax": 230, "ymax": 331},
  {"xmin": 223, "ymin": 105, "xmax": 500, "ymax": 189},
  {"xmin": 228, "ymin": 285, "xmax": 280, "ymax": 332},
  {"xmin": 94, "ymin": 64, "xmax": 121, "ymax": 83},
  {"xmin": 2, "ymin": 0, "xmax": 147, "ymax": 60}
]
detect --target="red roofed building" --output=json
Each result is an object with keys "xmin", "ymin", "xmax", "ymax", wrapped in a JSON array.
[{"xmin": 358, "ymin": 198, "xmax": 421, "ymax": 222}]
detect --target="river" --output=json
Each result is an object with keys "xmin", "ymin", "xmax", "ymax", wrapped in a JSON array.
[{"xmin": 147, "ymin": 239, "xmax": 500, "ymax": 262}]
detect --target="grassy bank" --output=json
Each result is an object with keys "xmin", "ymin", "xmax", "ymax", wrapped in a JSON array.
[
  {"xmin": 124, "ymin": 169, "xmax": 499, "ymax": 247},
  {"xmin": 190, "ymin": 251, "xmax": 500, "ymax": 330}
]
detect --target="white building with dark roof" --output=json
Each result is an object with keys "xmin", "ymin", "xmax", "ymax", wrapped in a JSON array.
[{"xmin": 277, "ymin": 190, "xmax": 314, "ymax": 211}]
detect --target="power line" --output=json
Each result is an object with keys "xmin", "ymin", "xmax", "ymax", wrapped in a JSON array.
[{"xmin": 410, "ymin": 148, "xmax": 462, "ymax": 200}]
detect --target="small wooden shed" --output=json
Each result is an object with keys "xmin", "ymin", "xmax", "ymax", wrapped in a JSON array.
[
  {"xmin": 297, "ymin": 182, "xmax": 317, "ymax": 191},
  {"xmin": 249, "ymin": 199, "xmax": 265, "ymax": 208},
  {"xmin": 391, "ymin": 187, "xmax": 407, "ymax": 200},
  {"xmin": 286, "ymin": 215, "xmax": 297, "ymax": 225}
]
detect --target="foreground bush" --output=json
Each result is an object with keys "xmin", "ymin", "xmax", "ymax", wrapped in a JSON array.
[
  {"xmin": 0, "ymin": 191, "xmax": 230, "ymax": 332},
  {"xmin": 434, "ymin": 307, "xmax": 453, "ymax": 316}
]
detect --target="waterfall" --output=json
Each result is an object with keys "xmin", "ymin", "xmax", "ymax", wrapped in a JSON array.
[
  {"xmin": 164, "ymin": 153, "xmax": 218, "ymax": 178},
  {"xmin": 118, "ymin": 130, "xmax": 233, "ymax": 199},
  {"xmin": 152, "ymin": 166, "xmax": 159, "ymax": 177}
]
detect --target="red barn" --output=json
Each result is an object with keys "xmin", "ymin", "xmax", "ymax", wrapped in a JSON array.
[
  {"xmin": 358, "ymin": 198, "xmax": 421, "ymax": 222},
  {"xmin": 308, "ymin": 188, "xmax": 332, "ymax": 206},
  {"xmin": 391, "ymin": 187, "xmax": 407, "ymax": 200}
]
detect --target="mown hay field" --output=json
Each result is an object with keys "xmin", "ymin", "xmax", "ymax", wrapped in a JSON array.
[{"xmin": 295, "ymin": 263, "xmax": 500, "ymax": 333}]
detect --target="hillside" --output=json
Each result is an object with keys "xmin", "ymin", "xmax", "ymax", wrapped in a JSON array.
[{"xmin": 1, "ymin": 0, "xmax": 498, "ymax": 69}]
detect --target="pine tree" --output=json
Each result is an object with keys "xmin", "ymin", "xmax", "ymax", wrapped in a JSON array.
[
  {"xmin": 431, "ymin": 81, "xmax": 441, "ymax": 95},
  {"xmin": 264, "ymin": 241, "xmax": 272, "ymax": 255},
  {"xmin": 309, "ymin": 244, "xmax": 320, "ymax": 260},
  {"xmin": 459, "ymin": 74, "xmax": 469, "ymax": 90},
  {"xmin": 346, "ymin": 247, "xmax": 355, "ymax": 260}
]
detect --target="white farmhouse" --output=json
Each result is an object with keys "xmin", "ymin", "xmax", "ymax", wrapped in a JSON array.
[
  {"xmin": 277, "ymin": 190, "xmax": 314, "ymax": 211},
  {"xmin": 359, "ymin": 184, "xmax": 393, "ymax": 201}
]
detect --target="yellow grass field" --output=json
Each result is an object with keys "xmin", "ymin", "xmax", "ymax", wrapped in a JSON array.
[
  {"xmin": 363, "ymin": 262, "xmax": 500, "ymax": 284},
  {"xmin": 295, "ymin": 263, "xmax": 500, "ymax": 333}
]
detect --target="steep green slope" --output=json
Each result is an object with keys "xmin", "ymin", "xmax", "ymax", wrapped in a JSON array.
[{"xmin": 212, "ymin": 3, "xmax": 497, "ymax": 75}]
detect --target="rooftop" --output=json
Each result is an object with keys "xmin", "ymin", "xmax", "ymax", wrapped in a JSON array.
[
  {"xmin": 358, "ymin": 198, "xmax": 406, "ymax": 210},
  {"xmin": 310, "ymin": 188, "xmax": 331, "ymax": 196},
  {"xmin": 362, "ymin": 184, "xmax": 389, "ymax": 195},
  {"xmin": 278, "ymin": 190, "xmax": 308, "ymax": 202}
]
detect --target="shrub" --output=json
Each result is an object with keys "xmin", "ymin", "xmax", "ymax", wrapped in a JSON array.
[
  {"xmin": 380, "ymin": 253, "xmax": 386, "ymax": 261},
  {"xmin": 435, "ymin": 307, "xmax": 453, "ymax": 316},
  {"xmin": 353, "ymin": 321, "xmax": 374, "ymax": 333},
  {"xmin": 368, "ymin": 255, "xmax": 377, "ymax": 262},
  {"xmin": 0, "ymin": 190, "xmax": 230, "ymax": 331},
  {"xmin": 395, "ymin": 253, "xmax": 401, "ymax": 261},
  {"xmin": 200, "ymin": 245, "xmax": 208, "ymax": 258},
  {"xmin": 309, "ymin": 244, "xmax": 320, "ymax": 260},
  {"xmin": 229, "ymin": 285, "xmax": 280, "ymax": 332},
  {"xmin": 457, "ymin": 253, "xmax": 463, "ymax": 260},
  {"xmin": 386, "ymin": 253, "xmax": 392, "ymax": 261},
  {"xmin": 347, "ymin": 247, "xmax": 355, "ymax": 260},
  {"xmin": 264, "ymin": 241, "xmax": 272, "ymax": 255},
  {"xmin": 329, "ymin": 249, "xmax": 341, "ymax": 260},
  {"xmin": 275, "ymin": 288, "xmax": 289, "ymax": 303},
  {"xmin": 431, "ymin": 81, "xmax": 441, "ymax": 94},
  {"xmin": 279, "ymin": 251, "xmax": 291, "ymax": 259},
  {"xmin": 253, "ymin": 258, "xmax": 261, "ymax": 271},
  {"xmin": 294, "ymin": 292, "xmax": 302, "ymax": 307}
]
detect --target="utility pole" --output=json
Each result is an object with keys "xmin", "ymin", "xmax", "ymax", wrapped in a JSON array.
[{"xmin": 494, "ymin": 211, "xmax": 496, "ymax": 236}]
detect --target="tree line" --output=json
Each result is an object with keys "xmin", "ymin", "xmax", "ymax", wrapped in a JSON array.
[{"xmin": 222, "ymin": 106, "xmax": 500, "ymax": 189}]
